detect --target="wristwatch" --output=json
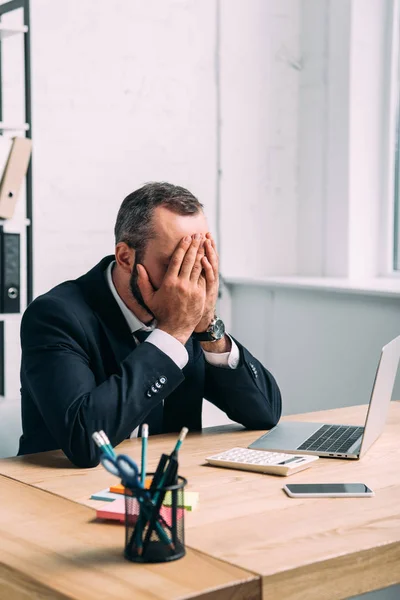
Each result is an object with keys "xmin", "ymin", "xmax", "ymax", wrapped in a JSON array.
[{"xmin": 193, "ymin": 317, "xmax": 226, "ymax": 342}]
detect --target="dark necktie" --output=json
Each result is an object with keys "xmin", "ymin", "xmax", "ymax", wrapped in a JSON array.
[
  {"xmin": 134, "ymin": 329, "xmax": 151, "ymax": 343},
  {"xmin": 134, "ymin": 328, "xmax": 164, "ymax": 436}
]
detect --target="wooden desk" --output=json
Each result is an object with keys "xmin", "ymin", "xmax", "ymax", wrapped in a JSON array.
[
  {"xmin": 0, "ymin": 476, "xmax": 259, "ymax": 600},
  {"xmin": 1, "ymin": 404, "xmax": 400, "ymax": 600}
]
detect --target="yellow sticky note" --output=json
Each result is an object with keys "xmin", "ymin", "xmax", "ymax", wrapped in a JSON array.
[
  {"xmin": 108, "ymin": 484, "xmax": 199, "ymax": 511},
  {"xmin": 163, "ymin": 491, "xmax": 199, "ymax": 511}
]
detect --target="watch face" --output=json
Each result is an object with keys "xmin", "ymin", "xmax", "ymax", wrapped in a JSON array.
[{"xmin": 211, "ymin": 318, "xmax": 225, "ymax": 340}]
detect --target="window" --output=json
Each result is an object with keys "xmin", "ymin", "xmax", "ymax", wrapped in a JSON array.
[{"xmin": 394, "ymin": 115, "xmax": 400, "ymax": 270}]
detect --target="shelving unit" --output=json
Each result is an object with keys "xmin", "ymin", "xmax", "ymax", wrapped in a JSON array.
[
  {"xmin": 0, "ymin": 122, "xmax": 29, "ymax": 131},
  {"xmin": 0, "ymin": 0, "xmax": 32, "ymax": 397},
  {"xmin": 0, "ymin": 23, "xmax": 27, "ymax": 38}
]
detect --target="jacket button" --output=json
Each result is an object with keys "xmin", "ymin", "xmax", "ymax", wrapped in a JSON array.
[
  {"xmin": 151, "ymin": 385, "xmax": 158, "ymax": 393},
  {"xmin": 146, "ymin": 391, "xmax": 152, "ymax": 397},
  {"xmin": 159, "ymin": 376, "xmax": 167, "ymax": 385},
  {"xmin": 155, "ymin": 381, "xmax": 162, "ymax": 389}
]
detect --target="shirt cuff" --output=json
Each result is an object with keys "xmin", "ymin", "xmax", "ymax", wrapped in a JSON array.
[
  {"xmin": 145, "ymin": 328, "xmax": 189, "ymax": 370},
  {"xmin": 202, "ymin": 334, "xmax": 240, "ymax": 369}
]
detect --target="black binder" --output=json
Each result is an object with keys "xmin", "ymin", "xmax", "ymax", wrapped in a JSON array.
[{"xmin": 0, "ymin": 226, "xmax": 20, "ymax": 313}]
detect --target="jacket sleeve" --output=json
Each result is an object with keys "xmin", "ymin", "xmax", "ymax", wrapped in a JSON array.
[
  {"xmin": 203, "ymin": 336, "xmax": 282, "ymax": 430},
  {"xmin": 20, "ymin": 296, "xmax": 184, "ymax": 468}
]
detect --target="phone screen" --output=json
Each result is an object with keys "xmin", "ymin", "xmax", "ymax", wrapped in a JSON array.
[{"xmin": 286, "ymin": 483, "xmax": 372, "ymax": 494}]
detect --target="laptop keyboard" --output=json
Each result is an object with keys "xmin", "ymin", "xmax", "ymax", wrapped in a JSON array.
[{"xmin": 297, "ymin": 424, "xmax": 364, "ymax": 454}]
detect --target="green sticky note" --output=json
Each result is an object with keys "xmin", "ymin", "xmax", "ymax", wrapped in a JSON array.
[{"xmin": 162, "ymin": 491, "xmax": 199, "ymax": 511}]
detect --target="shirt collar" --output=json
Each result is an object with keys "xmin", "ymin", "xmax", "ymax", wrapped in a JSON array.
[{"xmin": 105, "ymin": 261, "xmax": 154, "ymax": 334}]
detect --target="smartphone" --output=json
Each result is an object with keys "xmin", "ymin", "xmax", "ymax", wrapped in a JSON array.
[{"xmin": 283, "ymin": 483, "xmax": 374, "ymax": 498}]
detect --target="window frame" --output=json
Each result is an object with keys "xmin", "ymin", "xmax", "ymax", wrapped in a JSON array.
[{"xmin": 386, "ymin": 0, "xmax": 400, "ymax": 275}]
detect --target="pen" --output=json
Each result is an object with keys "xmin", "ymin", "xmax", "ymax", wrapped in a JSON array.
[
  {"xmin": 136, "ymin": 423, "xmax": 149, "ymax": 555},
  {"xmin": 99, "ymin": 430, "xmax": 117, "ymax": 458},
  {"xmin": 142, "ymin": 429, "xmax": 188, "ymax": 553},
  {"xmin": 171, "ymin": 427, "xmax": 189, "ymax": 457},
  {"xmin": 92, "ymin": 431, "xmax": 114, "ymax": 460},
  {"xmin": 141, "ymin": 423, "xmax": 148, "ymax": 485},
  {"xmin": 142, "ymin": 456, "xmax": 178, "ymax": 553},
  {"xmin": 155, "ymin": 427, "xmax": 188, "ymax": 498}
]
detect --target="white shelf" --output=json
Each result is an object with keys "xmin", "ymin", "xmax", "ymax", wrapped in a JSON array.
[
  {"xmin": 0, "ymin": 122, "xmax": 30, "ymax": 132},
  {"xmin": 0, "ymin": 24, "xmax": 28, "ymax": 39},
  {"xmin": 0, "ymin": 314, "xmax": 22, "ymax": 322},
  {"xmin": 1, "ymin": 218, "xmax": 31, "ymax": 230},
  {"xmin": 224, "ymin": 275, "xmax": 400, "ymax": 299}
]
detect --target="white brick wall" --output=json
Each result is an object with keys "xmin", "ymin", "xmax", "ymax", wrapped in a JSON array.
[
  {"xmin": 31, "ymin": 0, "xmax": 218, "ymax": 295},
  {"xmin": 220, "ymin": 0, "xmax": 300, "ymax": 278},
  {"xmin": 0, "ymin": 0, "xmax": 301, "ymax": 441}
]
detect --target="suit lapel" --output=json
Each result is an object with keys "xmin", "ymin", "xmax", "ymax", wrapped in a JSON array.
[
  {"xmin": 76, "ymin": 255, "xmax": 198, "ymax": 374},
  {"xmin": 75, "ymin": 256, "xmax": 137, "ymax": 365}
]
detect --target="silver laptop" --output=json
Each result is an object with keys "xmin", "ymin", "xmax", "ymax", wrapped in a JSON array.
[{"xmin": 249, "ymin": 335, "xmax": 400, "ymax": 459}]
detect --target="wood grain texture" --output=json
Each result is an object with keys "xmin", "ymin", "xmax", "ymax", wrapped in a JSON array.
[
  {"xmin": 1, "ymin": 403, "xmax": 399, "ymax": 599},
  {"xmin": 0, "ymin": 477, "xmax": 260, "ymax": 600},
  {"xmin": 260, "ymin": 541, "xmax": 400, "ymax": 600}
]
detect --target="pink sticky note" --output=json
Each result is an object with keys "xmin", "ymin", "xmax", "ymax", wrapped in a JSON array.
[{"xmin": 96, "ymin": 497, "xmax": 184, "ymax": 524}]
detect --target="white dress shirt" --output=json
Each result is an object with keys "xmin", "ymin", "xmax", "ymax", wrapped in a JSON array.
[{"xmin": 105, "ymin": 261, "xmax": 239, "ymax": 436}]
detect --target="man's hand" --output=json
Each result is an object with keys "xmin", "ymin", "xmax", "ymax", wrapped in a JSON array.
[
  {"xmin": 194, "ymin": 232, "xmax": 219, "ymax": 333},
  {"xmin": 136, "ymin": 234, "xmax": 206, "ymax": 345}
]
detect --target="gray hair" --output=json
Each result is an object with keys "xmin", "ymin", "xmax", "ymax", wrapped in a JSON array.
[{"xmin": 114, "ymin": 182, "xmax": 204, "ymax": 256}]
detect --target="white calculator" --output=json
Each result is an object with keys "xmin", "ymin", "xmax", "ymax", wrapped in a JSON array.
[{"xmin": 205, "ymin": 447, "xmax": 319, "ymax": 477}]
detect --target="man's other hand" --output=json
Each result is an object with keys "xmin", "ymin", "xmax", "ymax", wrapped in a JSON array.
[{"xmin": 194, "ymin": 232, "xmax": 219, "ymax": 333}]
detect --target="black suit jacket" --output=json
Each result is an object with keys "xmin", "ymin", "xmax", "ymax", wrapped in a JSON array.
[{"xmin": 18, "ymin": 256, "xmax": 282, "ymax": 467}]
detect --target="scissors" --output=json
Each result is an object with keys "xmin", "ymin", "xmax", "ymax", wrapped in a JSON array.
[
  {"xmin": 101, "ymin": 453, "xmax": 173, "ymax": 550},
  {"xmin": 100, "ymin": 454, "xmax": 146, "ymax": 493}
]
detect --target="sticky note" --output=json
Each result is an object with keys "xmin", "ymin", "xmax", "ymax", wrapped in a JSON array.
[
  {"xmin": 96, "ymin": 497, "xmax": 183, "ymax": 525},
  {"xmin": 109, "ymin": 479, "xmax": 151, "ymax": 495},
  {"xmin": 96, "ymin": 497, "xmax": 127, "ymax": 522},
  {"xmin": 90, "ymin": 489, "xmax": 122, "ymax": 502},
  {"xmin": 162, "ymin": 491, "xmax": 199, "ymax": 511},
  {"xmin": 107, "ymin": 485, "xmax": 199, "ymax": 511}
]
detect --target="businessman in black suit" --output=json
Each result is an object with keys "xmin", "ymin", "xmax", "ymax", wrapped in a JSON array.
[{"xmin": 19, "ymin": 182, "xmax": 281, "ymax": 467}]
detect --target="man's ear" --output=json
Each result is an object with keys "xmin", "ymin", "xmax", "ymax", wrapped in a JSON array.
[{"xmin": 115, "ymin": 242, "xmax": 135, "ymax": 274}]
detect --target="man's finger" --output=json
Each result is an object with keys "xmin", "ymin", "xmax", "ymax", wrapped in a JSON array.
[
  {"xmin": 206, "ymin": 232, "xmax": 218, "ymax": 252},
  {"xmin": 166, "ymin": 236, "xmax": 192, "ymax": 279},
  {"xmin": 201, "ymin": 255, "xmax": 215, "ymax": 285},
  {"xmin": 180, "ymin": 234, "xmax": 202, "ymax": 279},
  {"xmin": 136, "ymin": 264, "xmax": 155, "ymax": 303},
  {"xmin": 205, "ymin": 239, "xmax": 218, "ymax": 274},
  {"xmin": 190, "ymin": 247, "xmax": 205, "ymax": 282}
]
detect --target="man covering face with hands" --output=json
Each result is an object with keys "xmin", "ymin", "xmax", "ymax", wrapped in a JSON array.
[{"xmin": 19, "ymin": 182, "xmax": 282, "ymax": 467}]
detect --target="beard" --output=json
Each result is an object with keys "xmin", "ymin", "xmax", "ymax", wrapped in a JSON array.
[{"xmin": 129, "ymin": 259, "xmax": 156, "ymax": 319}]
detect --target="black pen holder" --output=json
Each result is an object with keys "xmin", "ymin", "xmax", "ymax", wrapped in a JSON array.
[{"xmin": 124, "ymin": 473, "xmax": 187, "ymax": 563}]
